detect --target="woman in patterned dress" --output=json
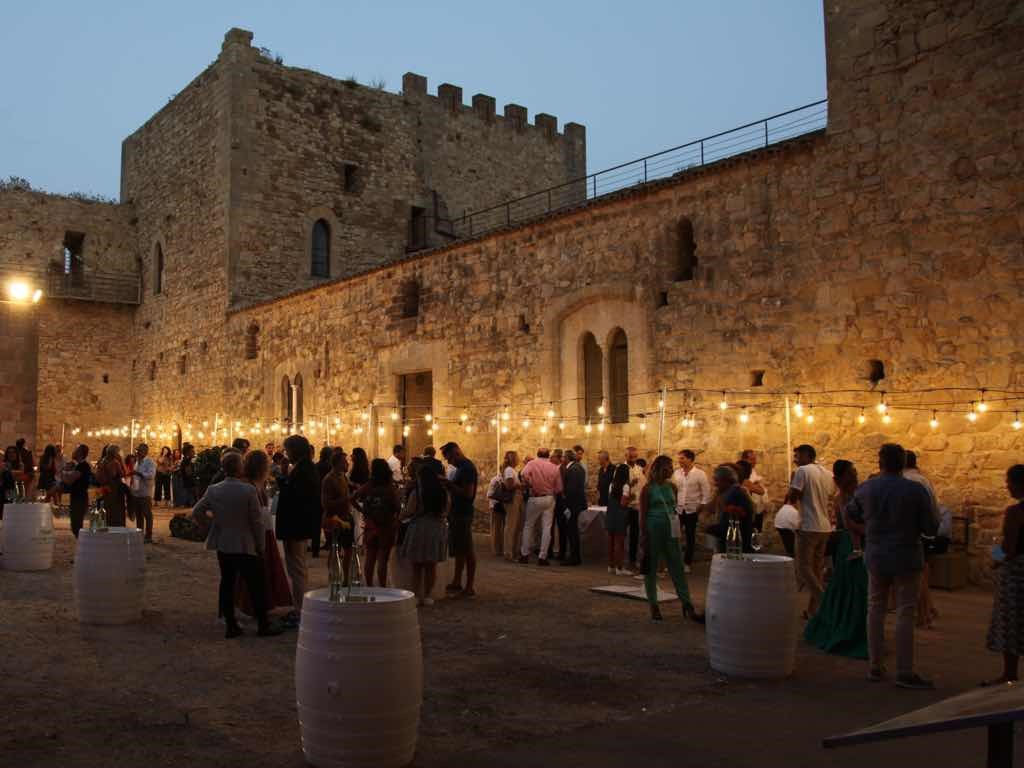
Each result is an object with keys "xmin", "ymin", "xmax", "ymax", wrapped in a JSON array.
[{"xmin": 983, "ymin": 464, "xmax": 1024, "ymax": 686}]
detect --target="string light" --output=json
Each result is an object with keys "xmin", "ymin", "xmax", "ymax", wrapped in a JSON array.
[
  {"xmin": 390, "ymin": 411, "xmax": 398, "ymax": 421},
  {"xmin": 805, "ymin": 406, "xmax": 815, "ymax": 425},
  {"xmin": 967, "ymin": 403, "xmax": 978, "ymax": 423},
  {"xmin": 490, "ymin": 418, "xmax": 498, "ymax": 427},
  {"xmin": 546, "ymin": 406, "xmax": 556, "ymax": 419},
  {"xmin": 464, "ymin": 424, "xmax": 473, "ymax": 433},
  {"xmin": 459, "ymin": 413, "xmax": 468, "ymax": 423},
  {"xmin": 658, "ymin": 398, "xmax": 664, "ymax": 409},
  {"xmin": 793, "ymin": 394, "xmax": 803, "ymax": 418},
  {"xmin": 558, "ymin": 421, "xmax": 566, "ymax": 431},
  {"xmin": 584, "ymin": 422, "xmax": 592, "ymax": 434},
  {"xmin": 857, "ymin": 409, "xmax": 866, "ymax": 425},
  {"xmin": 876, "ymin": 393, "xmax": 888, "ymax": 415},
  {"xmin": 502, "ymin": 409, "xmax": 510, "ymax": 422},
  {"xmin": 977, "ymin": 390, "xmax": 989, "ymax": 413},
  {"xmin": 426, "ymin": 428, "xmax": 433, "ymax": 437},
  {"xmin": 719, "ymin": 392, "xmax": 728, "ymax": 411},
  {"xmin": 377, "ymin": 425, "xmax": 385, "ymax": 436},
  {"xmin": 501, "ymin": 425, "xmax": 509, "ymax": 434},
  {"xmin": 597, "ymin": 403, "xmax": 606, "ymax": 416},
  {"xmin": 929, "ymin": 411, "xmax": 939, "ymax": 429},
  {"xmin": 739, "ymin": 408, "xmax": 749, "ymax": 424},
  {"xmin": 402, "ymin": 425, "xmax": 410, "ymax": 437},
  {"xmin": 597, "ymin": 420, "xmax": 606, "ymax": 433},
  {"xmin": 640, "ymin": 416, "xmax": 648, "ymax": 431},
  {"xmin": 1013, "ymin": 413, "xmax": 1022, "ymax": 431},
  {"xmin": 521, "ymin": 419, "xmax": 531, "ymax": 429},
  {"xmin": 882, "ymin": 413, "xmax": 892, "ymax": 425},
  {"xmin": 540, "ymin": 423, "xmax": 548, "ymax": 434},
  {"xmin": 424, "ymin": 413, "xmax": 433, "ymax": 422}
]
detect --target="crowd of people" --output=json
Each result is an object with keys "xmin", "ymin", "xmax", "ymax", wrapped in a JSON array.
[{"xmin": 5, "ymin": 433, "xmax": 1024, "ymax": 690}]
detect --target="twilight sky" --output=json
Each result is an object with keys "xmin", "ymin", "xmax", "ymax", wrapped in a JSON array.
[{"xmin": 0, "ymin": 0, "xmax": 826, "ymax": 199}]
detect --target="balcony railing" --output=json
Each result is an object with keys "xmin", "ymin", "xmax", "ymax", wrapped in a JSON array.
[
  {"xmin": 447, "ymin": 99, "xmax": 828, "ymax": 241},
  {"xmin": 1, "ymin": 264, "xmax": 141, "ymax": 305}
]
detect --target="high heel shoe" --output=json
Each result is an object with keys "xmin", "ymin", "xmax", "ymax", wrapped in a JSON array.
[
  {"xmin": 684, "ymin": 604, "xmax": 705, "ymax": 624},
  {"xmin": 650, "ymin": 604, "xmax": 663, "ymax": 621}
]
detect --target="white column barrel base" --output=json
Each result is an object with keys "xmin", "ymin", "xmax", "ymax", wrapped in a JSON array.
[
  {"xmin": 74, "ymin": 526, "xmax": 146, "ymax": 625},
  {"xmin": 0, "ymin": 503, "xmax": 55, "ymax": 571},
  {"xmin": 296, "ymin": 587, "xmax": 422, "ymax": 768},
  {"xmin": 705, "ymin": 553, "xmax": 799, "ymax": 678}
]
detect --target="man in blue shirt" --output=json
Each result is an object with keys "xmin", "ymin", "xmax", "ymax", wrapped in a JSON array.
[
  {"xmin": 848, "ymin": 443, "xmax": 938, "ymax": 690},
  {"xmin": 441, "ymin": 442, "xmax": 478, "ymax": 597}
]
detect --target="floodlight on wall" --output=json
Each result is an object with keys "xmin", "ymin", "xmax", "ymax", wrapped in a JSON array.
[{"xmin": 4, "ymin": 279, "xmax": 42, "ymax": 304}]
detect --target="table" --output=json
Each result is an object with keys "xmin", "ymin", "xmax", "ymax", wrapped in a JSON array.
[{"xmin": 823, "ymin": 682, "xmax": 1024, "ymax": 767}]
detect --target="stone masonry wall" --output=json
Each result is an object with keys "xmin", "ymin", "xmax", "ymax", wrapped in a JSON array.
[
  {"xmin": 223, "ymin": 30, "xmax": 585, "ymax": 306},
  {"xmin": 0, "ymin": 303, "xmax": 39, "ymax": 449}
]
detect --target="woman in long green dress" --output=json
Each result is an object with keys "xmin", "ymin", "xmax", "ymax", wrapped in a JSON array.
[
  {"xmin": 805, "ymin": 459, "xmax": 868, "ymax": 659},
  {"xmin": 640, "ymin": 455, "xmax": 697, "ymax": 622}
]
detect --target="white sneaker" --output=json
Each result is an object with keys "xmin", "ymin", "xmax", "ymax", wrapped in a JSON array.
[
  {"xmin": 684, "ymin": 565, "xmax": 692, "ymax": 574},
  {"xmin": 617, "ymin": 568, "xmax": 634, "ymax": 577}
]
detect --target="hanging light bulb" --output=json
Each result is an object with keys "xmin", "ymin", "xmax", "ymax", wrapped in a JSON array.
[
  {"xmin": 719, "ymin": 392, "xmax": 728, "ymax": 411},
  {"xmin": 502, "ymin": 409, "xmax": 510, "ymax": 422},
  {"xmin": 805, "ymin": 406, "xmax": 815, "ymax": 425},
  {"xmin": 202, "ymin": 420, "xmax": 208, "ymax": 428},
  {"xmin": 658, "ymin": 398, "xmax": 665, "ymax": 409},
  {"xmin": 540, "ymin": 423, "xmax": 548, "ymax": 434},
  {"xmin": 967, "ymin": 403, "xmax": 978, "ymax": 423},
  {"xmin": 584, "ymin": 422, "xmax": 592, "ymax": 434},
  {"xmin": 876, "ymin": 393, "xmax": 888, "ymax": 415},
  {"xmin": 390, "ymin": 411, "xmax": 398, "ymax": 421},
  {"xmin": 361, "ymin": 411, "xmax": 370, "ymax": 422},
  {"xmin": 739, "ymin": 408, "xmax": 750, "ymax": 424},
  {"xmin": 882, "ymin": 413, "xmax": 892, "ymax": 425},
  {"xmin": 929, "ymin": 411, "xmax": 939, "ymax": 430},
  {"xmin": 793, "ymin": 393, "xmax": 803, "ymax": 418},
  {"xmin": 426, "ymin": 428, "xmax": 433, "ymax": 437},
  {"xmin": 546, "ymin": 406, "xmax": 556, "ymax": 419},
  {"xmin": 977, "ymin": 390, "xmax": 989, "ymax": 413},
  {"xmin": 521, "ymin": 419, "xmax": 531, "ymax": 429},
  {"xmin": 597, "ymin": 402, "xmax": 606, "ymax": 416},
  {"xmin": 857, "ymin": 409, "xmax": 866, "ymax": 425},
  {"xmin": 197, "ymin": 430, "xmax": 205, "ymax": 439},
  {"xmin": 334, "ymin": 417, "xmax": 341, "ymax": 426},
  {"xmin": 376, "ymin": 425, "xmax": 385, "ymax": 436},
  {"xmin": 459, "ymin": 412, "xmax": 468, "ymax": 423},
  {"xmin": 597, "ymin": 420, "xmax": 606, "ymax": 433},
  {"xmin": 640, "ymin": 416, "xmax": 648, "ymax": 432},
  {"xmin": 558, "ymin": 421, "xmax": 566, "ymax": 431},
  {"xmin": 501, "ymin": 425, "xmax": 509, "ymax": 435},
  {"xmin": 490, "ymin": 418, "xmax": 498, "ymax": 427},
  {"xmin": 402, "ymin": 425, "xmax": 410, "ymax": 437},
  {"xmin": 1013, "ymin": 412, "xmax": 1022, "ymax": 431},
  {"xmin": 424, "ymin": 413, "xmax": 433, "ymax": 422}
]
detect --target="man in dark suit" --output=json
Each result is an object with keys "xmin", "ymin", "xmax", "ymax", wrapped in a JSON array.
[
  {"xmin": 561, "ymin": 446, "xmax": 587, "ymax": 566},
  {"xmin": 275, "ymin": 434, "xmax": 321, "ymax": 628}
]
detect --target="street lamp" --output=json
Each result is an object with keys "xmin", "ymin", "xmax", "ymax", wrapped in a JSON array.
[{"xmin": 4, "ymin": 279, "xmax": 42, "ymax": 304}]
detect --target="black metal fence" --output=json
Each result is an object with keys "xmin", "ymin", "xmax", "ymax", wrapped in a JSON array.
[{"xmin": 449, "ymin": 99, "xmax": 827, "ymax": 241}]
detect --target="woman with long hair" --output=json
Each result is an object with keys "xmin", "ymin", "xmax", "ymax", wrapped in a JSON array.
[
  {"xmin": 236, "ymin": 450, "xmax": 293, "ymax": 617},
  {"xmin": 606, "ymin": 462, "xmax": 631, "ymax": 575},
  {"xmin": 401, "ymin": 461, "xmax": 450, "ymax": 605},
  {"xmin": 321, "ymin": 448, "xmax": 355, "ymax": 585},
  {"xmin": 348, "ymin": 447, "xmax": 370, "ymax": 487},
  {"xmin": 640, "ymin": 455, "xmax": 697, "ymax": 622},
  {"xmin": 37, "ymin": 445, "xmax": 58, "ymax": 501},
  {"xmin": 353, "ymin": 458, "xmax": 400, "ymax": 587},
  {"xmin": 95, "ymin": 445, "xmax": 128, "ymax": 526},
  {"xmin": 155, "ymin": 446, "xmax": 174, "ymax": 506}
]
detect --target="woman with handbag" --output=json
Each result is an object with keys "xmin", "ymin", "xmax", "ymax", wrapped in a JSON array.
[
  {"xmin": 401, "ymin": 462, "xmax": 450, "ymax": 605},
  {"xmin": 639, "ymin": 455, "xmax": 698, "ymax": 622},
  {"xmin": 488, "ymin": 451, "xmax": 520, "ymax": 557}
]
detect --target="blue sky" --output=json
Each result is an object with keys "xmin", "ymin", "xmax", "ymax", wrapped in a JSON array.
[{"xmin": 0, "ymin": 1, "xmax": 825, "ymax": 199}]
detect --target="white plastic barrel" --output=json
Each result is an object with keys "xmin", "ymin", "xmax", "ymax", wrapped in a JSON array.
[
  {"xmin": 0, "ymin": 503, "xmax": 55, "ymax": 571},
  {"xmin": 74, "ymin": 526, "xmax": 145, "ymax": 624},
  {"xmin": 705, "ymin": 553, "xmax": 799, "ymax": 678},
  {"xmin": 296, "ymin": 587, "xmax": 422, "ymax": 768}
]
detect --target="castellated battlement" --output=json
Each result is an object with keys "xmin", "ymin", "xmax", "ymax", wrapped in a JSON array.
[{"xmin": 401, "ymin": 72, "xmax": 584, "ymax": 142}]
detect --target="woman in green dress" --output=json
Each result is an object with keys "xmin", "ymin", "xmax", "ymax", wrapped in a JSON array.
[
  {"xmin": 640, "ymin": 455, "xmax": 698, "ymax": 622},
  {"xmin": 805, "ymin": 459, "xmax": 868, "ymax": 658}
]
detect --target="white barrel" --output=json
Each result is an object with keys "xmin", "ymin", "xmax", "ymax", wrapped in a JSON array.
[
  {"xmin": 0, "ymin": 503, "xmax": 55, "ymax": 571},
  {"xmin": 296, "ymin": 587, "xmax": 422, "ymax": 768},
  {"xmin": 74, "ymin": 526, "xmax": 145, "ymax": 624},
  {"xmin": 705, "ymin": 553, "xmax": 799, "ymax": 678}
]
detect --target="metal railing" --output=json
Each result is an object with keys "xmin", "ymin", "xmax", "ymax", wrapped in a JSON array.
[
  {"xmin": 1, "ymin": 263, "xmax": 141, "ymax": 305},
  {"xmin": 449, "ymin": 99, "xmax": 828, "ymax": 240}
]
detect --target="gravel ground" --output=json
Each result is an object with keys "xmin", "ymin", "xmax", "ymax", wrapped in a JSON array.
[{"xmin": 0, "ymin": 509, "xmax": 1004, "ymax": 767}]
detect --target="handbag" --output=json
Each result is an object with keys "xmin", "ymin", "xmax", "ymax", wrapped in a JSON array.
[{"xmin": 670, "ymin": 513, "xmax": 682, "ymax": 540}]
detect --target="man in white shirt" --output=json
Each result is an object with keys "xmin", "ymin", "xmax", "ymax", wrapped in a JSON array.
[
  {"xmin": 130, "ymin": 443, "xmax": 157, "ymax": 543},
  {"xmin": 386, "ymin": 445, "xmax": 406, "ymax": 482},
  {"xmin": 672, "ymin": 449, "xmax": 710, "ymax": 573},
  {"xmin": 785, "ymin": 443, "xmax": 835, "ymax": 618},
  {"xmin": 740, "ymin": 449, "xmax": 768, "ymax": 530}
]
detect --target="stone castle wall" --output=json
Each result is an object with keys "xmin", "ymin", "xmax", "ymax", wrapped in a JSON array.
[{"xmin": 222, "ymin": 30, "xmax": 585, "ymax": 306}]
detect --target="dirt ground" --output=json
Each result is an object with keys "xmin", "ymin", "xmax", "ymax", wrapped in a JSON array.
[{"xmin": 0, "ymin": 509, "xmax": 1013, "ymax": 767}]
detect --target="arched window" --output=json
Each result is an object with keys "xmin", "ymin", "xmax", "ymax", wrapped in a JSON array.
[
  {"xmin": 608, "ymin": 328, "xmax": 629, "ymax": 423},
  {"xmin": 677, "ymin": 217, "xmax": 697, "ymax": 281},
  {"xmin": 581, "ymin": 332, "xmax": 603, "ymax": 422},
  {"xmin": 281, "ymin": 375, "xmax": 292, "ymax": 423},
  {"xmin": 154, "ymin": 243, "xmax": 165, "ymax": 294},
  {"xmin": 294, "ymin": 373, "xmax": 305, "ymax": 425},
  {"xmin": 311, "ymin": 219, "xmax": 330, "ymax": 278}
]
